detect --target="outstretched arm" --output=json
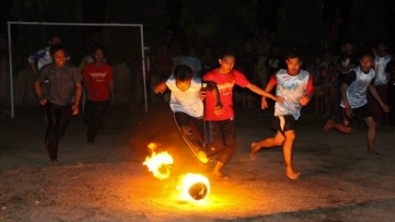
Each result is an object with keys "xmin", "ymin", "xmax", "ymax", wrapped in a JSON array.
[
  {"xmin": 260, "ymin": 74, "xmax": 280, "ymax": 109},
  {"xmin": 246, "ymin": 83, "xmax": 279, "ymax": 102},
  {"xmin": 153, "ymin": 82, "xmax": 168, "ymax": 94},
  {"xmin": 299, "ymin": 74, "xmax": 314, "ymax": 106}
]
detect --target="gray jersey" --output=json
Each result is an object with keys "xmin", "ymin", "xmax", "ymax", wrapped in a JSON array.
[
  {"xmin": 341, "ymin": 67, "xmax": 375, "ymax": 109},
  {"xmin": 274, "ymin": 69, "xmax": 310, "ymax": 120},
  {"xmin": 374, "ymin": 54, "xmax": 392, "ymax": 85}
]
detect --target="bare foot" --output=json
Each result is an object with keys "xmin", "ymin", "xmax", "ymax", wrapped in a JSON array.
[
  {"xmin": 211, "ymin": 171, "xmax": 229, "ymax": 179},
  {"xmin": 323, "ymin": 119, "xmax": 334, "ymax": 135},
  {"xmin": 368, "ymin": 150, "xmax": 380, "ymax": 155},
  {"xmin": 286, "ymin": 170, "xmax": 301, "ymax": 180},
  {"xmin": 249, "ymin": 142, "xmax": 260, "ymax": 161}
]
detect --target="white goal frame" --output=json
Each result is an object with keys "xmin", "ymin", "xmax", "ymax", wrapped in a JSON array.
[{"xmin": 7, "ymin": 21, "xmax": 148, "ymax": 118}]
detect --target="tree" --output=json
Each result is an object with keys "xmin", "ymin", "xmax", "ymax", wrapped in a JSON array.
[
  {"xmin": 105, "ymin": 0, "xmax": 169, "ymax": 63},
  {"xmin": 346, "ymin": 0, "xmax": 389, "ymax": 50},
  {"xmin": 276, "ymin": 0, "xmax": 326, "ymax": 61},
  {"xmin": 179, "ymin": 0, "xmax": 257, "ymax": 53},
  {"xmin": 11, "ymin": 0, "xmax": 83, "ymax": 73}
]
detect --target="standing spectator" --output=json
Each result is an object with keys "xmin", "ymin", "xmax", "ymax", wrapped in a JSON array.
[
  {"xmin": 200, "ymin": 45, "xmax": 217, "ymax": 76},
  {"xmin": 334, "ymin": 40, "xmax": 358, "ymax": 119},
  {"xmin": 386, "ymin": 61, "xmax": 395, "ymax": 126},
  {"xmin": 203, "ymin": 49, "xmax": 281, "ymax": 179},
  {"xmin": 371, "ymin": 42, "xmax": 393, "ymax": 125},
  {"xmin": 181, "ymin": 45, "xmax": 202, "ymax": 77},
  {"xmin": 239, "ymin": 41, "xmax": 258, "ymax": 108},
  {"xmin": 323, "ymin": 51, "xmax": 389, "ymax": 155},
  {"xmin": 154, "ymin": 43, "xmax": 172, "ymax": 82},
  {"xmin": 265, "ymin": 43, "xmax": 285, "ymax": 78},
  {"xmin": 250, "ymin": 50, "xmax": 314, "ymax": 180},
  {"xmin": 34, "ymin": 45, "xmax": 82, "ymax": 164},
  {"xmin": 153, "ymin": 43, "xmax": 173, "ymax": 103},
  {"xmin": 171, "ymin": 41, "xmax": 184, "ymax": 74},
  {"xmin": 309, "ymin": 54, "xmax": 326, "ymax": 115},
  {"xmin": 323, "ymin": 63, "xmax": 338, "ymax": 116},
  {"xmin": 83, "ymin": 45, "xmax": 114, "ymax": 144}
]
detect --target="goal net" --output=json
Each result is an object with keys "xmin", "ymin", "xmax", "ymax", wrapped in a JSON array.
[{"xmin": 6, "ymin": 21, "xmax": 147, "ymax": 118}]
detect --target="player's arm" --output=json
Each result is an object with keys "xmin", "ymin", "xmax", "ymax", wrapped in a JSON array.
[
  {"xmin": 246, "ymin": 83, "xmax": 278, "ymax": 102},
  {"xmin": 205, "ymin": 81, "xmax": 224, "ymax": 115},
  {"xmin": 341, "ymin": 71, "xmax": 357, "ymax": 117},
  {"xmin": 259, "ymin": 74, "xmax": 280, "ymax": 109},
  {"xmin": 153, "ymin": 81, "xmax": 168, "ymax": 94},
  {"xmin": 72, "ymin": 82, "xmax": 82, "ymax": 116},
  {"xmin": 300, "ymin": 74, "xmax": 314, "ymax": 106},
  {"xmin": 368, "ymin": 83, "xmax": 389, "ymax": 113}
]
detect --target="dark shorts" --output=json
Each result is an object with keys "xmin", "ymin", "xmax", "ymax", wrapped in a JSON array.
[
  {"xmin": 270, "ymin": 115, "xmax": 296, "ymax": 133},
  {"xmin": 342, "ymin": 103, "xmax": 372, "ymax": 126}
]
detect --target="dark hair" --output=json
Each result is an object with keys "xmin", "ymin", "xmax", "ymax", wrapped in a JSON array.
[
  {"xmin": 47, "ymin": 32, "xmax": 61, "ymax": 41},
  {"xmin": 358, "ymin": 50, "xmax": 374, "ymax": 59},
  {"xmin": 218, "ymin": 48, "xmax": 236, "ymax": 59},
  {"xmin": 286, "ymin": 49, "xmax": 301, "ymax": 60},
  {"xmin": 174, "ymin": 65, "xmax": 193, "ymax": 81},
  {"xmin": 49, "ymin": 44, "xmax": 65, "ymax": 57},
  {"xmin": 91, "ymin": 44, "xmax": 107, "ymax": 57}
]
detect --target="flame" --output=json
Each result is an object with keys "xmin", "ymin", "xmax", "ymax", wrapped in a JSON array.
[
  {"xmin": 143, "ymin": 143, "xmax": 174, "ymax": 180},
  {"xmin": 179, "ymin": 173, "xmax": 210, "ymax": 201}
]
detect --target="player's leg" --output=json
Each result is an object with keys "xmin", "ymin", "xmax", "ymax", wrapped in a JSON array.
[
  {"xmin": 174, "ymin": 112, "xmax": 207, "ymax": 162},
  {"xmin": 323, "ymin": 107, "xmax": 353, "ymax": 134},
  {"xmin": 364, "ymin": 116, "xmax": 378, "ymax": 154},
  {"xmin": 283, "ymin": 130, "xmax": 300, "ymax": 180},
  {"xmin": 250, "ymin": 116, "xmax": 286, "ymax": 160}
]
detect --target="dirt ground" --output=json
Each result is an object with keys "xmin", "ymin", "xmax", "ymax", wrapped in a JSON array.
[{"xmin": 1, "ymin": 101, "xmax": 395, "ymax": 222}]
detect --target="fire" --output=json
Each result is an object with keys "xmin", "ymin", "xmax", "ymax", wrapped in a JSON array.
[
  {"xmin": 179, "ymin": 173, "xmax": 210, "ymax": 201},
  {"xmin": 143, "ymin": 143, "xmax": 174, "ymax": 180}
]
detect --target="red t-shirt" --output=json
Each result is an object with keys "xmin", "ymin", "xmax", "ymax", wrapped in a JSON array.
[
  {"xmin": 203, "ymin": 69, "xmax": 250, "ymax": 121},
  {"xmin": 83, "ymin": 63, "xmax": 113, "ymax": 101}
]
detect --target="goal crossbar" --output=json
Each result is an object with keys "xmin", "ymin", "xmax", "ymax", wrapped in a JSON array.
[{"xmin": 7, "ymin": 21, "xmax": 147, "ymax": 118}]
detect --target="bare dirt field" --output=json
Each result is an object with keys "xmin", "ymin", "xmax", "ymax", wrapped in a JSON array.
[{"xmin": 1, "ymin": 102, "xmax": 395, "ymax": 222}]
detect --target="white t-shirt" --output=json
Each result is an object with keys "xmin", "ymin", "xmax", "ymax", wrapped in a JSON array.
[{"xmin": 166, "ymin": 75, "xmax": 203, "ymax": 118}]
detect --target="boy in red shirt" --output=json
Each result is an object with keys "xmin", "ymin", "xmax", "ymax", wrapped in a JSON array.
[
  {"xmin": 83, "ymin": 45, "xmax": 114, "ymax": 144},
  {"xmin": 203, "ymin": 50, "xmax": 282, "ymax": 179}
]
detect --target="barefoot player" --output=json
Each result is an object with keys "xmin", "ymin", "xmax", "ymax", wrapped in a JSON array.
[{"xmin": 250, "ymin": 50, "xmax": 314, "ymax": 180}]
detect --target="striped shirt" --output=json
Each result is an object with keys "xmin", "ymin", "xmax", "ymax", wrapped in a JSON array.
[{"xmin": 36, "ymin": 63, "xmax": 81, "ymax": 106}]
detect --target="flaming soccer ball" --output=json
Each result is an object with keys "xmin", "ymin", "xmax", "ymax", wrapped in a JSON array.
[{"xmin": 179, "ymin": 173, "xmax": 210, "ymax": 201}]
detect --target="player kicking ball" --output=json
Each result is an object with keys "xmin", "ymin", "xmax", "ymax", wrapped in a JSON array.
[{"xmin": 154, "ymin": 65, "xmax": 223, "ymax": 163}]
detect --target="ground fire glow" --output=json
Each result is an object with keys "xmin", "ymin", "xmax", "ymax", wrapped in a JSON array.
[
  {"xmin": 178, "ymin": 173, "xmax": 210, "ymax": 201},
  {"xmin": 143, "ymin": 143, "xmax": 174, "ymax": 180}
]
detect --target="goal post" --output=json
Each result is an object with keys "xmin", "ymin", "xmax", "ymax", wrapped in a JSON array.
[{"xmin": 7, "ymin": 21, "xmax": 148, "ymax": 118}]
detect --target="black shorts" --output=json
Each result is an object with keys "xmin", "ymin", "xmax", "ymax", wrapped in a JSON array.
[
  {"xmin": 270, "ymin": 115, "xmax": 296, "ymax": 133},
  {"xmin": 342, "ymin": 104, "xmax": 372, "ymax": 126}
]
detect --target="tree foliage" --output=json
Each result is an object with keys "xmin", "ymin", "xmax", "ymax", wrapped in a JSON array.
[
  {"xmin": 105, "ymin": 0, "xmax": 169, "ymax": 62},
  {"xmin": 276, "ymin": 0, "xmax": 326, "ymax": 60},
  {"xmin": 11, "ymin": 0, "xmax": 83, "ymax": 74},
  {"xmin": 346, "ymin": 0, "xmax": 389, "ymax": 49},
  {"xmin": 179, "ymin": 0, "xmax": 257, "ymax": 53}
]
